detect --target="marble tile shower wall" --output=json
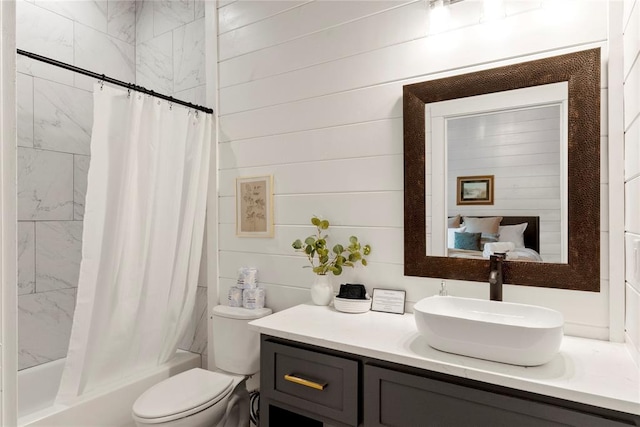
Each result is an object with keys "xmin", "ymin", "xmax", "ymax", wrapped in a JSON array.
[
  {"xmin": 134, "ymin": 0, "xmax": 208, "ymax": 366},
  {"xmin": 16, "ymin": 0, "xmax": 207, "ymax": 371},
  {"xmin": 16, "ymin": 0, "xmax": 136, "ymax": 370},
  {"xmin": 135, "ymin": 0, "xmax": 206, "ymax": 107}
]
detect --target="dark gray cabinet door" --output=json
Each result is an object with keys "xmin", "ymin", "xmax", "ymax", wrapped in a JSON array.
[
  {"xmin": 363, "ymin": 364, "xmax": 635, "ymax": 427},
  {"xmin": 261, "ymin": 338, "xmax": 359, "ymax": 426}
]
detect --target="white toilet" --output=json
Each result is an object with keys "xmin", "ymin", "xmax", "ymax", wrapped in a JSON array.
[{"xmin": 132, "ymin": 305, "xmax": 272, "ymax": 427}]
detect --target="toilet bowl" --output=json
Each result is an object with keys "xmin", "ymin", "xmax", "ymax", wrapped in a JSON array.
[{"xmin": 132, "ymin": 305, "xmax": 272, "ymax": 427}]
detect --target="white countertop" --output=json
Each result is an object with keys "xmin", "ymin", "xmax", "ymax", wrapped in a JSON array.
[{"xmin": 249, "ymin": 303, "xmax": 640, "ymax": 416}]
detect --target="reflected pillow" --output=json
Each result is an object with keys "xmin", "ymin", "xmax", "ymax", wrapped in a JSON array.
[
  {"xmin": 448, "ymin": 214, "xmax": 461, "ymax": 228},
  {"xmin": 454, "ymin": 232, "xmax": 482, "ymax": 251},
  {"xmin": 447, "ymin": 226, "xmax": 466, "ymax": 249},
  {"xmin": 462, "ymin": 216, "xmax": 503, "ymax": 235},
  {"xmin": 498, "ymin": 223, "xmax": 528, "ymax": 248}
]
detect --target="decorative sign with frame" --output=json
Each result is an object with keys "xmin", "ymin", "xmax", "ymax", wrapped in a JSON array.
[
  {"xmin": 236, "ymin": 175, "xmax": 274, "ymax": 237},
  {"xmin": 457, "ymin": 175, "xmax": 494, "ymax": 205},
  {"xmin": 371, "ymin": 289, "xmax": 406, "ymax": 314}
]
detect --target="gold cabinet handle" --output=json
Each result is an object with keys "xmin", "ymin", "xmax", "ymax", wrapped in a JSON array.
[{"xmin": 284, "ymin": 374, "xmax": 327, "ymax": 391}]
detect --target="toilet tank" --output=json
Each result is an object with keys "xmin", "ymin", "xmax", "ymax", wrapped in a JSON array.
[{"xmin": 212, "ymin": 305, "xmax": 272, "ymax": 375}]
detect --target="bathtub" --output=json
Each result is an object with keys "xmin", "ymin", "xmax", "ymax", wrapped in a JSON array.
[{"xmin": 18, "ymin": 350, "xmax": 201, "ymax": 427}]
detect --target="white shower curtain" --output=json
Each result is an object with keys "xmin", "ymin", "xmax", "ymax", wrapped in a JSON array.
[{"xmin": 56, "ymin": 84, "xmax": 212, "ymax": 403}]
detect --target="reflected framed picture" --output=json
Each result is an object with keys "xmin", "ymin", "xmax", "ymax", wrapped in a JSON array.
[
  {"xmin": 236, "ymin": 175, "xmax": 274, "ymax": 237},
  {"xmin": 457, "ymin": 175, "xmax": 494, "ymax": 205}
]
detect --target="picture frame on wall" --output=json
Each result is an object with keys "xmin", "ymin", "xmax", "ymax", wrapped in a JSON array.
[
  {"xmin": 457, "ymin": 175, "xmax": 494, "ymax": 205},
  {"xmin": 236, "ymin": 175, "xmax": 274, "ymax": 237}
]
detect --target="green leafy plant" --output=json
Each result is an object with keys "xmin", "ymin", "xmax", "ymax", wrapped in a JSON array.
[{"xmin": 292, "ymin": 216, "xmax": 372, "ymax": 276}]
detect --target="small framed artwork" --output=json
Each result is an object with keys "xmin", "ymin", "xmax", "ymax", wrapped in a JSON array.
[
  {"xmin": 457, "ymin": 175, "xmax": 494, "ymax": 205},
  {"xmin": 371, "ymin": 289, "xmax": 406, "ymax": 314},
  {"xmin": 236, "ymin": 175, "xmax": 274, "ymax": 237}
]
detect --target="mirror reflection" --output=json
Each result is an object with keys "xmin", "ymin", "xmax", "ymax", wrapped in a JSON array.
[{"xmin": 425, "ymin": 83, "xmax": 568, "ymax": 264}]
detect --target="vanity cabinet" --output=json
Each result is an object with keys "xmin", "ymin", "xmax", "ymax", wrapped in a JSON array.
[{"xmin": 260, "ymin": 335, "xmax": 640, "ymax": 427}]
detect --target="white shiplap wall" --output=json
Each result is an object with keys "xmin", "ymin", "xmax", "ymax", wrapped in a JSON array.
[
  {"xmin": 623, "ymin": 0, "xmax": 640, "ymax": 364},
  {"xmin": 216, "ymin": 0, "xmax": 613, "ymax": 339}
]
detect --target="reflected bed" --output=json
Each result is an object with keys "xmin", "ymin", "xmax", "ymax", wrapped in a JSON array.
[{"xmin": 447, "ymin": 216, "xmax": 542, "ymax": 261}]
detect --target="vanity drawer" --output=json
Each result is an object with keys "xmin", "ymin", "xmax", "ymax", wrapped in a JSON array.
[{"xmin": 261, "ymin": 338, "xmax": 359, "ymax": 426}]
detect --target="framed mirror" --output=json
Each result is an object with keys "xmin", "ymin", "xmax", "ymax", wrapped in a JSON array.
[{"xmin": 403, "ymin": 48, "xmax": 600, "ymax": 291}]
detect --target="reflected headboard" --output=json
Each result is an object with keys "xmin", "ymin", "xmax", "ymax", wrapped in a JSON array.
[{"xmin": 500, "ymin": 216, "xmax": 540, "ymax": 253}]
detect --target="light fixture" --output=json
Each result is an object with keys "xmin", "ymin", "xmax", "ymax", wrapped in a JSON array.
[
  {"xmin": 481, "ymin": 0, "xmax": 505, "ymax": 22},
  {"xmin": 428, "ymin": 0, "xmax": 463, "ymax": 35},
  {"xmin": 429, "ymin": 0, "xmax": 450, "ymax": 34}
]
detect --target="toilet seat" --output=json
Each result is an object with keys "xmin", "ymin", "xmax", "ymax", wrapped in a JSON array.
[{"xmin": 132, "ymin": 369, "xmax": 235, "ymax": 424}]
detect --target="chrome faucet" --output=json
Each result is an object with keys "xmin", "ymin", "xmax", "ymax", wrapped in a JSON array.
[
  {"xmin": 489, "ymin": 253, "xmax": 506, "ymax": 301},
  {"xmin": 439, "ymin": 281, "xmax": 448, "ymax": 296}
]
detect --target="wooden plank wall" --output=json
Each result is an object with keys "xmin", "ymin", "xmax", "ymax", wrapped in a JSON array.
[{"xmin": 216, "ymin": 0, "xmax": 612, "ymax": 339}]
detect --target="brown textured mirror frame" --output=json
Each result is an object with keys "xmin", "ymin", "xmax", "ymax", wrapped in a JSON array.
[{"xmin": 404, "ymin": 48, "xmax": 600, "ymax": 291}]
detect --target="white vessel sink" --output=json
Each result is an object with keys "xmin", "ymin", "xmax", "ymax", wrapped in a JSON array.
[{"xmin": 413, "ymin": 296, "xmax": 563, "ymax": 366}]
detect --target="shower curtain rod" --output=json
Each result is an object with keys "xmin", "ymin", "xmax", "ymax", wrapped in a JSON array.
[{"xmin": 17, "ymin": 49, "xmax": 214, "ymax": 114}]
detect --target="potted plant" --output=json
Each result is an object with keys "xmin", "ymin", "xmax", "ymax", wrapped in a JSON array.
[{"xmin": 292, "ymin": 216, "xmax": 371, "ymax": 305}]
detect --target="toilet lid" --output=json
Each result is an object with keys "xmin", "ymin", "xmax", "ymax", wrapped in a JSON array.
[
  {"xmin": 132, "ymin": 368, "xmax": 234, "ymax": 422},
  {"xmin": 213, "ymin": 305, "xmax": 272, "ymax": 320}
]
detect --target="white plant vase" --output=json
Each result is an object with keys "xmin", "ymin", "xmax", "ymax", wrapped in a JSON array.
[{"xmin": 310, "ymin": 274, "xmax": 334, "ymax": 306}]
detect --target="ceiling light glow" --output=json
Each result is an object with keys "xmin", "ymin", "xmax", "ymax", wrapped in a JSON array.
[{"xmin": 482, "ymin": 0, "xmax": 505, "ymax": 22}]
